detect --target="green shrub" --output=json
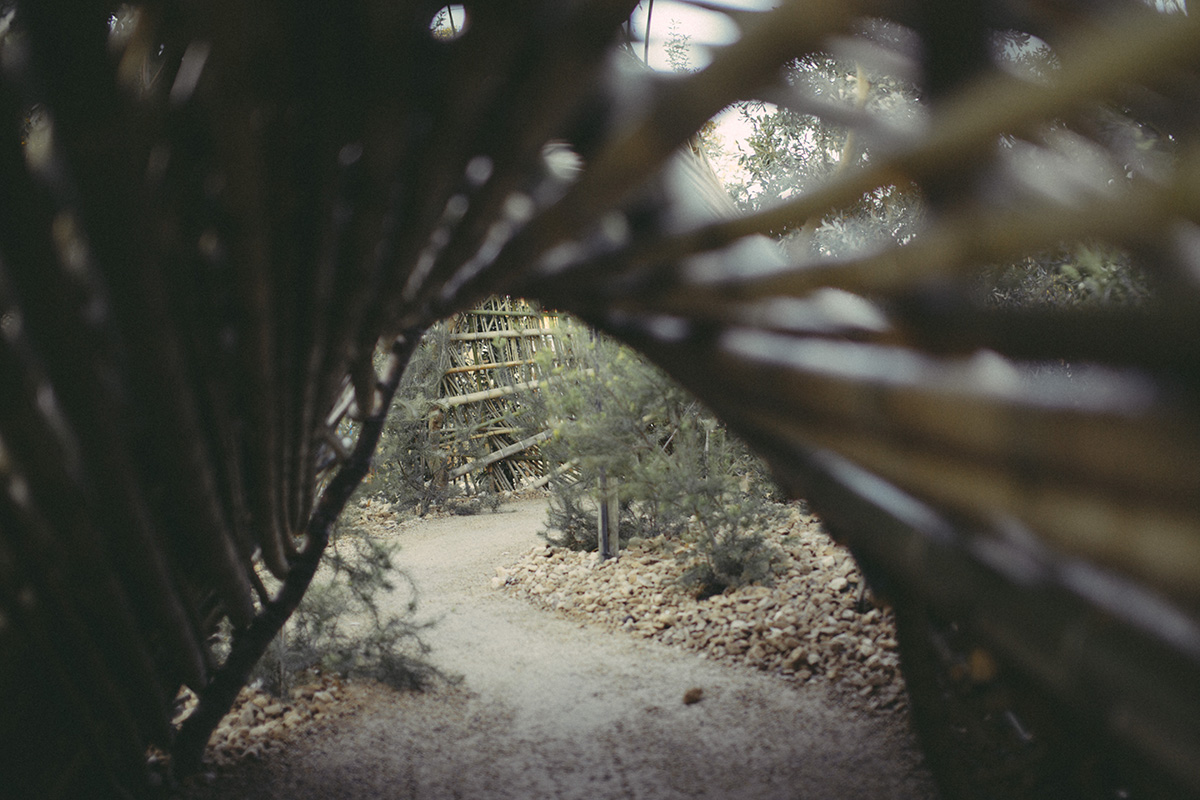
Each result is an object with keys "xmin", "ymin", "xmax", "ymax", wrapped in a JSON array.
[
  {"xmin": 534, "ymin": 325, "xmax": 786, "ymax": 595},
  {"xmin": 680, "ymin": 524, "xmax": 781, "ymax": 600},
  {"xmin": 230, "ymin": 517, "xmax": 442, "ymax": 697},
  {"xmin": 361, "ymin": 325, "xmax": 457, "ymax": 514}
]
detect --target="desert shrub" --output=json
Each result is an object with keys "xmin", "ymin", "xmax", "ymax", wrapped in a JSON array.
[
  {"xmin": 360, "ymin": 325, "xmax": 457, "ymax": 514},
  {"xmin": 224, "ymin": 517, "xmax": 441, "ymax": 698},
  {"xmin": 681, "ymin": 525, "xmax": 782, "ymax": 600},
  {"xmin": 534, "ymin": 325, "xmax": 786, "ymax": 595}
]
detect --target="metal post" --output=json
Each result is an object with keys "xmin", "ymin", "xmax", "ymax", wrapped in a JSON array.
[
  {"xmin": 597, "ymin": 468, "xmax": 619, "ymax": 560},
  {"xmin": 606, "ymin": 481, "xmax": 620, "ymax": 557}
]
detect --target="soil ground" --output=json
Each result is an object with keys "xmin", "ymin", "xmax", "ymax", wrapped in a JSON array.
[{"xmin": 183, "ymin": 498, "xmax": 938, "ymax": 799}]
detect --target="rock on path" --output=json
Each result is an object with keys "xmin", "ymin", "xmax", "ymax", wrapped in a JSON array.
[{"xmin": 183, "ymin": 498, "xmax": 936, "ymax": 800}]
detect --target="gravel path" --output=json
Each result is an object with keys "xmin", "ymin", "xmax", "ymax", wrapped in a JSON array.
[{"xmin": 185, "ymin": 498, "xmax": 936, "ymax": 799}]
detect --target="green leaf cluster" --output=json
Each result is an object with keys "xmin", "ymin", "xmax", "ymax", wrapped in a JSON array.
[
  {"xmin": 725, "ymin": 54, "xmax": 924, "ymax": 251},
  {"xmin": 726, "ymin": 47, "xmax": 1156, "ymax": 313},
  {"xmin": 979, "ymin": 243, "xmax": 1153, "ymax": 310}
]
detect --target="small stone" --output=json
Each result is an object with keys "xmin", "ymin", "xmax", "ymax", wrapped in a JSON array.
[{"xmin": 682, "ymin": 687, "xmax": 704, "ymax": 705}]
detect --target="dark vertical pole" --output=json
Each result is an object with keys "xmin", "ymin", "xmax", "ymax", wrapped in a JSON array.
[
  {"xmin": 643, "ymin": 0, "xmax": 654, "ymax": 65},
  {"xmin": 597, "ymin": 467, "xmax": 619, "ymax": 560},
  {"xmin": 598, "ymin": 466, "xmax": 612, "ymax": 559},
  {"xmin": 591, "ymin": 323, "xmax": 618, "ymax": 561}
]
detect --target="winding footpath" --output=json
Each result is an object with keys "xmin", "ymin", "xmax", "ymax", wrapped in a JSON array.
[{"xmin": 186, "ymin": 499, "xmax": 936, "ymax": 799}]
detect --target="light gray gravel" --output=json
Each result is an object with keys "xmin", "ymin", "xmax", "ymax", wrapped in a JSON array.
[{"xmin": 184, "ymin": 498, "xmax": 937, "ymax": 799}]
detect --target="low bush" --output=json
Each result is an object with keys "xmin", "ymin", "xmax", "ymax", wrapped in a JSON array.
[
  {"xmin": 217, "ymin": 517, "xmax": 442, "ymax": 698},
  {"xmin": 363, "ymin": 325, "xmax": 457, "ymax": 515},
  {"xmin": 534, "ymin": 325, "xmax": 787, "ymax": 596}
]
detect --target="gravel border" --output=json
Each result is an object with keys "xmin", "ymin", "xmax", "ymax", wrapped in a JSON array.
[{"xmin": 497, "ymin": 508, "xmax": 908, "ymax": 712}]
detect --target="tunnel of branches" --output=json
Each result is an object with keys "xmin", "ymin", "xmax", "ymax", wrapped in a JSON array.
[{"xmin": 1, "ymin": 1, "xmax": 1199, "ymax": 798}]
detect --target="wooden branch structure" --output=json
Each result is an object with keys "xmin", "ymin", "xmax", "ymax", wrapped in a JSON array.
[
  {"xmin": 426, "ymin": 298, "xmax": 572, "ymax": 494},
  {"xmin": 0, "ymin": 1, "xmax": 1198, "ymax": 797},
  {"xmin": 447, "ymin": 430, "xmax": 554, "ymax": 480}
]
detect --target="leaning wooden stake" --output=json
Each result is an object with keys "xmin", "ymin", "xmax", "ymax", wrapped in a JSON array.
[{"xmin": 171, "ymin": 330, "xmax": 425, "ymax": 778}]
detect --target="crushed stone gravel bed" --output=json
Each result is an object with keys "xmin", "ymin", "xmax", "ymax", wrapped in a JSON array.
[
  {"xmin": 167, "ymin": 673, "xmax": 370, "ymax": 790},
  {"xmin": 497, "ymin": 507, "xmax": 908, "ymax": 712}
]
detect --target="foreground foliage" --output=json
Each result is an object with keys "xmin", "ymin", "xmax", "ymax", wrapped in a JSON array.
[{"xmin": 216, "ymin": 517, "xmax": 440, "ymax": 699}]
